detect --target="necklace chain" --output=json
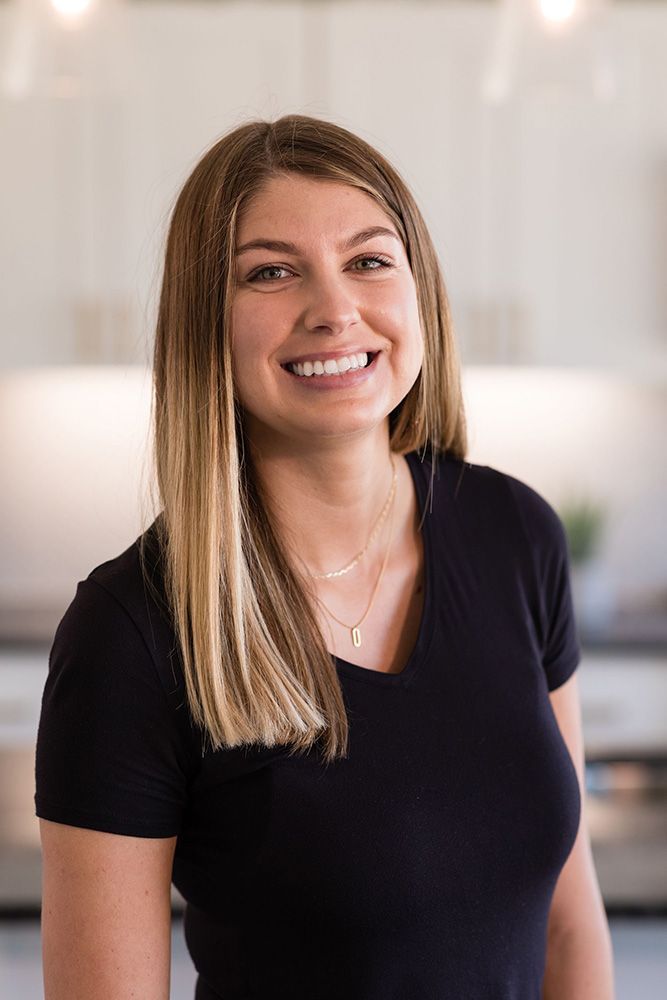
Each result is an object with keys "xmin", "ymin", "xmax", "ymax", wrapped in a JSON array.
[
  {"xmin": 314, "ymin": 466, "xmax": 398, "ymax": 649},
  {"xmin": 309, "ymin": 454, "xmax": 397, "ymax": 580}
]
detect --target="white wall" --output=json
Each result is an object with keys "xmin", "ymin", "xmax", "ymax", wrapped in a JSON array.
[{"xmin": 0, "ymin": 365, "xmax": 664, "ymax": 640}]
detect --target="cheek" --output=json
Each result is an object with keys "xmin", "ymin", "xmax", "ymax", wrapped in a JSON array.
[
  {"xmin": 382, "ymin": 276, "xmax": 421, "ymax": 330},
  {"xmin": 405, "ymin": 286, "xmax": 424, "ymax": 353},
  {"xmin": 398, "ymin": 294, "xmax": 425, "ymax": 380},
  {"xmin": 389, "ymin": 287, "xmax": 423, "ymax": 358},
  {"xmin": 232, "ymin": 298, "xmax": 290, "ymax": 359},
  {"xmin": 230, "ymin": 302, "xmax": 271, "ymax": 379},
  {"xmin": 229, "ymin": 308, "xmax": 259, "ymax": 409},
  {"xmin": 230, "ymin": 302, "xmax": 290, "ymax": 415}
]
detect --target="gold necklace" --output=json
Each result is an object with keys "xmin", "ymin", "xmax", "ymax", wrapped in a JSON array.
[
  {"xmin": 315, "ymin": 480, "xmax": 397, "ymax": 649},
  {"xmin": 309, "ymin": 454, "xmax": 397, "ymax": 580}
]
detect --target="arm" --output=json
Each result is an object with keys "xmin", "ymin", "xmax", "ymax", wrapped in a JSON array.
[
  {"xmin": 543, "ymin": 672, "xmax": 615, "ymax": 999},
  {"xmin": 40, "ymin": 819, "xmax": 177, "ymax": 1000}
]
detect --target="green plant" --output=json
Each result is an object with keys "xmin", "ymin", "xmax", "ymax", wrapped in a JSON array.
[{"xmin": 559, "ymin": 497, "xmax": 606, "ymax": 565}]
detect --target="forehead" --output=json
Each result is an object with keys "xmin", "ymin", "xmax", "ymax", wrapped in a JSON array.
[{"xmin": 236, "ymin": 174, "xmax": 398, "ymax": 243}]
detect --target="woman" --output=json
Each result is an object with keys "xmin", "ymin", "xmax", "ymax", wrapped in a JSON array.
[{"xmin": 35, "ymin": 114, "xmax": 614, "ymax": 999}]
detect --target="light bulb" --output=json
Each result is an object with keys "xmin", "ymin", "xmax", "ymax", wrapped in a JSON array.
[
  {"xmin": 539, "ymin": 0, "xmax": 576, "ymax": 23},
  {"xmin": 50, "ymin": 0, "xmax": 94, "ymax": 19}
]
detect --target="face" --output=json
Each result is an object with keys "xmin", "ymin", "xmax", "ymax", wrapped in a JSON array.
[{"xmin": 230, "ymin": 173, "xmax": 423, "ymax": 451}]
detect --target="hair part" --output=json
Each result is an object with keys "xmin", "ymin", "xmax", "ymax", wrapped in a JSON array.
[{"xmin": 141, "ymin": 113, "xmax": 467, "ymax": 763}]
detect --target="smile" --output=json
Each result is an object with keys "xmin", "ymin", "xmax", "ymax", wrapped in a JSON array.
[
  {"xmin": 281, "ymin": 351, "xmax": 380, "ymax": 388},
  {"xmin": 283, "ymin": 352, "xmax": 376, "ymax": 377}
]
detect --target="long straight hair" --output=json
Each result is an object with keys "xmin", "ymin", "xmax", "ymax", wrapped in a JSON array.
[{"xmin": 141, "ymin": 114, "xmax": 467, "ymax": 763}]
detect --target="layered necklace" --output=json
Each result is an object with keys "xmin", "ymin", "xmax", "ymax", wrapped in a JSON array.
[{"xmin": 306, "ymin": 454, "xmax": 397, "ymax": 649}]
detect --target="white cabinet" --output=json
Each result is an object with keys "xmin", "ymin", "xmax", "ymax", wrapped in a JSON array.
[{"xmin": 3, "ymin": 3, "xmax": 667, "ymax": 374}]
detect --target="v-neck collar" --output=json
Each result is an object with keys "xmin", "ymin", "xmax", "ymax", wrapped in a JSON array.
[{"xmin": 333, "ymin": 449, "xmax": 436, "ymax": 688}]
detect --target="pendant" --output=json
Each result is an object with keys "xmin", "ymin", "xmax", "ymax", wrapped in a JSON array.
[{"xmin": 351, "ymin": 627, "xmax": 362, "ymax": 648}]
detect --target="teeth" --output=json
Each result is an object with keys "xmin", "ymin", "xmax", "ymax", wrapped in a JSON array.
[{"xmin": 288, "ymin": 352, "xmax": 370, "ymax": 377}]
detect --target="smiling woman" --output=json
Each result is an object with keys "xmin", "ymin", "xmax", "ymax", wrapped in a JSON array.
[
  {"xmin": 230, "ymin": 172, "xmax": 424, "ymax": 444},
  {"xmin": 232, "ymin": 174, "xmax": 423, "ymax": 448},
  {"xmin": 34, "ymin": 114, "xmax": 613, "ymax": 1000}
]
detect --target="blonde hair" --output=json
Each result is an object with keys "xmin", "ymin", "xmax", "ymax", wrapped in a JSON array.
[{"xmin": 141, "ymin": 114, "xmax": 467, "ymax": 763}]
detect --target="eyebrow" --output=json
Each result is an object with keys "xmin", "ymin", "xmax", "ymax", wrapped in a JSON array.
[{"xmin": 234, "ymin": 225, "xmax": 401, "ymax": 256}]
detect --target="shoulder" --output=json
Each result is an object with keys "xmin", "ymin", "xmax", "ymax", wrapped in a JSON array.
[
  {"xmin": 407, "ymin": 449, "xmax": 571, "ymax": 593},
  {"xmin": 85, "ymin": 516, "xmax": 165, "ymax": 621},
  {"xmin": 37, "ymin": 519, "xmax": 197, "ymax": 837},
  {"xmin": 479, "ymin": 463, "xmax": 569, "ymax": 565},
  {"xmin": 413, "ymin": 448, "xmax": 566, "ymax": 548},
  {"xmin": 479, "ymin": 462, "xmax": 565, "ymax": 543},
  {"xmin": 55, "ymin": 517, "xmax": 183, "ymax": 703},
  {"xmin": 416, "ymin": 453, "xmax": 581, "ymax": 685}
]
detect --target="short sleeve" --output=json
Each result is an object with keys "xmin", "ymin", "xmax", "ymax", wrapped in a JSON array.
[
  {"xmin": 502, "ymin": 474, "xmax": 582, "ymax": 691},
  {"xmin": 34, "ymin": 577, "xmax": 190, "ymax": 837}
]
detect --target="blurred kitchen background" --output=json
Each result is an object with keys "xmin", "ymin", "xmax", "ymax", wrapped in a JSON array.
[{"xmin": 1, "ymin": 0, "xmax": 666, "ymax": 996}]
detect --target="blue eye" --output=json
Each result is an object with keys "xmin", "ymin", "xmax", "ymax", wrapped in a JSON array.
[{"xmin": 246, "ymin": 253, "xmax": 394, "ymax": 283}]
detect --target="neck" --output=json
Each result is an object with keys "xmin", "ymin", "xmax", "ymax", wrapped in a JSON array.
[{"xmin": 245, "ymin": 427, "xmax": 397, "ymax": 577}]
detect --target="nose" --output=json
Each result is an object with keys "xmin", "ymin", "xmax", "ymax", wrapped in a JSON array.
[{"xmin": 301, "ymin": 273, "xmax": 361, "ymax": 336}]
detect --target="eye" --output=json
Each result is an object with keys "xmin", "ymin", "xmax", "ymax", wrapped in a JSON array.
[
  {"xmin": 245, "ymin": 252, "xmax": 394, "ymax": 284},
  {"xmin": 349, "ymin": 254, "xmax": 393, "ymax": 272},
  {"xmin": 246, "ymin": 264, "xmax": 293, "ymax": 283}
]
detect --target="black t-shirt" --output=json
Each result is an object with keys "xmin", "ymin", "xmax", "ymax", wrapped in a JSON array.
[{"xmin": 35, "ymin": 450, "xmax": 582, "ymax": 1000}]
